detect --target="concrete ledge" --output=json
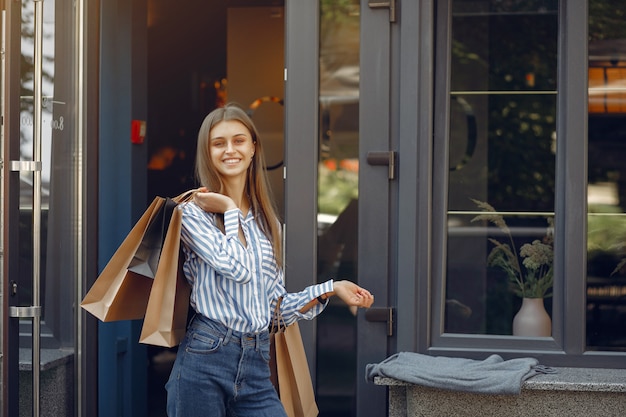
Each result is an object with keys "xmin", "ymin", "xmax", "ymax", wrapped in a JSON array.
[
  {"xmin": 19, "ymin": 348, "xmax": 74, "ymax": 417},
  {"xmin": 375, "ymin": 368, "xmax": 626, "ymax": 417}
]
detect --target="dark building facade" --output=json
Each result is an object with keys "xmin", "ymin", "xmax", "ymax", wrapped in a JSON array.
[{"xmin": 2, "ymin": 1, "xmax": 625, "ymax": 416}]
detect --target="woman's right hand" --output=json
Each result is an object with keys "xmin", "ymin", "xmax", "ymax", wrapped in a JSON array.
[
  {"xmin": 332, "ymin": 280, "xmax": 375, "ymax": 309},
  {"xmin": 194, "ymin": 187, "xmax": 237, "ymax": 214}
]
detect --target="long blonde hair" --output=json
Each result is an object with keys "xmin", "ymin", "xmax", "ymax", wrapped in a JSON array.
[{"xmin": 195, "ymin": 103, "xmax": 283, "ymax": 266}]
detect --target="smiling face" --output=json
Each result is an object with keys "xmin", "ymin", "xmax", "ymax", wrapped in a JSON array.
[{"xmin": 208, "ymin": 120, "xmax": 256, "ymax": 182}]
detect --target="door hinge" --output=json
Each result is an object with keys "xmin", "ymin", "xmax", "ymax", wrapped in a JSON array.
[
  {"xmin": 365, "ymin": 307, "xmax": 395, "ymax": 336},
  {"xmin": 366, "ymin": 151, "xmax": 396, "ymax": 180},
  {"xmin": 369, "ymin": 0, "xmax": 397, "ymax": 23}
]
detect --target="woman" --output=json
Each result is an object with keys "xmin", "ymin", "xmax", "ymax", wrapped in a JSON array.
[{"xmin": 166, "ymin": 103, "xmax": 374, "ymax": 417}]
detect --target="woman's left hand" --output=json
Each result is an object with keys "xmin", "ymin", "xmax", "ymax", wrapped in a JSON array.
[{"xmin": 332, "ymin": 280, "xmax": 374, "ymax": 308}]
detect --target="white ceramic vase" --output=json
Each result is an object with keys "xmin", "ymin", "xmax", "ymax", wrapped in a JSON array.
[{"xmin": 512, "ymin": 297, "xmax": 552, "ymax": 337}]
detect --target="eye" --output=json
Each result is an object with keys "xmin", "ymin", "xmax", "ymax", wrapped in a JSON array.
[{"xmin": 211, "ymin": 140, "xmax": 225, "ymax": 148}]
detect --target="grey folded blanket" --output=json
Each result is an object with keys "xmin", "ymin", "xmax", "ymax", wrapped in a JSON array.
[{"xmin": 366, "ymin": 352, "xmax": 553, "ymax": 395}]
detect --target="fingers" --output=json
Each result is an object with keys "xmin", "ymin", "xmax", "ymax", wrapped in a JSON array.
[
  {"xmin": 356, "ymin": 288, "xmax": 374, "ymax": 308},
  {"xmin": 355, "ymin": 292, "xmax": 374, "ymax": 308},
  {"xmin": 333, "ymin": 280, "xmax": 375, "ymax": 308},
  {"xmin": 357, "ymin": 288, "xmax": 373, "ymax": 298}
]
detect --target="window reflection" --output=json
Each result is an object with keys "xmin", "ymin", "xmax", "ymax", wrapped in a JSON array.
[
  {"xmin": 19, "ymin": 0, "xmax": 76, "ymax": 349},
  {"xmin": 444, "ymin": 1, "xmax": 558, "ymax": 335},
  {"xmin": 316, "ymin": 1, "xmax": 360, "ymax": 415},
  {"xmin": 587, "ymin": 1, "xmax": 626, "ymax": 351}
]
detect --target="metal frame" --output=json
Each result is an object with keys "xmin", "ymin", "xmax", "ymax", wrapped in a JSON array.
[
  {"xmin": 430, "ymin": 0, "xmax": 563, "ymax": 355},
  {"xmin": 3, "ymin": 1, "xmax": 45, "ymax": 415},
  {"xmin": 1, "ymin": 3, "xmax": 22, "ymax": 415},
  {"xmin": 429, "ymin": 0, "xmax": 565, "ymax": 356},
  {"xmin": 557, "ymin": 0, "xmax": 589, "ymax": 359},
  {"xmin": 1, "ymin": 1, "xmax": 99, "ymax": 415},
  {"xmin": 0, "ymin": 6, "xmax": 6, "ymax": 416},
  {"xmin": 395, "ymin": 0, "xmax": 436, "ymax": 355},
  {"xmin": 75, "ymin": 0, "xmax": 101, "ymax": 416},
  {"xmin": 355, "ymin": 2, "xmax": 394, "ymax": 416},
  {"xmin": 283, "ymin": 0, "xmax": 320, "ymax": 374}
]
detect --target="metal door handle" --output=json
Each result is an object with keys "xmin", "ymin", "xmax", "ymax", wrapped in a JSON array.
[
  {"xmin": 366, "ymin": 151, "xmax": 396, "ymax": 180},
  {"xmin": 365, "ymin": 307, "xmax": 395, "ymax": 336}
]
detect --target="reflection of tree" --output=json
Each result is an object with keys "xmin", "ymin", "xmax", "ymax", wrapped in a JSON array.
[
  {"xmin": 587, "ymin": 1, "xmax": 626, "ymax": 285},
  {"xmin": 589, "ymin": 1, "xmax": 626, "ymax": 41},
  {"xmin": 20, "ymin": 2, "xmax": 35, "ymax": 102},
  {"xmin": 588, "ymin": 2, "xmax": 626, "ymax": 208},
  {"xmin": 318, "ymin": 1, "xmax": 360, "ymax": 217},
  {"xmin": 320, "ymin": 0, "xmax": 359, "ymax": 84},
  {"xmin": 487, "ymin": 96, "xmax": 556, "ymax": 211},
  {"xmin": 20, "ymin": 1, "xmax": 55, "ymax": 143},
  {"xmin": 447, "ymin": 4, "xmax": 558, "ymax": 335},
  {"xmin": 488, "ymin": 14, "xmax": 556, "ymax": 211},
  {"xmin": 452, "ymin": 10, "xmax": 558, "ymax": 211},
  {"xmin": 318, "ymin": 162, "xmax": 358, "ymax": 215}
]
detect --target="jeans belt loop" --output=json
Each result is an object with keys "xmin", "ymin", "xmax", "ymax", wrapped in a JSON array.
[{"xmin": 223, "ymin": 327, "xmax": 233, "ymax": 346}]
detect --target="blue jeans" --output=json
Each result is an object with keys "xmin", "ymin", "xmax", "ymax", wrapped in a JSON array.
[{"xmin": 166, "ymin": 315, "xmax": 287, "ymax": 417}]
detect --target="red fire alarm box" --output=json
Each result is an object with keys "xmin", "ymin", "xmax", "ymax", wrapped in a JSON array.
[{"xmin": 131, "ymin": 120, "xmax": 147, "ymax": 144}]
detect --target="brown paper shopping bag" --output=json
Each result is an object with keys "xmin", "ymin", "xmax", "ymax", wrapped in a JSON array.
[
  {"xmin": 81, "ymin": 190, "xmax": 195, "ymax": 323},
  {"xmin": 274, "ymin": 322, "xmax": 319, "ymax": 417},
  {"xmin": 81, "ymin": 197, "xmax": 166, "ymax": 321},
  {"xmin": 139, "ymin": 200, "xmax": 191, "ymax": 347}
]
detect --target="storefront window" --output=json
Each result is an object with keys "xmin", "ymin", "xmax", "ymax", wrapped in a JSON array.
[
  {"xmin": 586, "ymin": 2, "xmax": 626, "ymax": 351},
  {"xmin": 444, "ymin": 0, "xmax": 558, "ymax": 336}
]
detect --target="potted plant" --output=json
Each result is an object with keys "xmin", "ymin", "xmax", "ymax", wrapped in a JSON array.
[{"xmin": 471, "ymin": 199, "xmax": 554, "ymax": 336}]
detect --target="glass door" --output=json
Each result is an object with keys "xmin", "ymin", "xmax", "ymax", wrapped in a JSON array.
[
  {"xmin": 3, "ymin": 0, "xmax": 83, "ymax": 415},
  {"xmin": 283, "ymin": 2, "xmax": 394, "ymax": 416},
  {"xmin": 315, "ymin": 2, "xmax": 394, "ymax": 416}
]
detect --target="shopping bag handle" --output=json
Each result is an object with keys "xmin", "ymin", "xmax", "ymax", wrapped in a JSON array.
[
  {"xmin": 270, "ymin": 297, "xmax": 287, "ymax": 334},
  {"xmin": 172, "ymin": 189, "xmax": 198, "ymax": 204}
]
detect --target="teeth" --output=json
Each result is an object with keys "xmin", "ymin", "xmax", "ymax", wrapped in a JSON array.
[{"xmin": 223, "ymin": 159, "xmax": 240, "ymax": 164}]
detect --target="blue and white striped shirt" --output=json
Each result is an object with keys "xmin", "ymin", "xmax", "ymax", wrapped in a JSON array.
[{"xmin": 179, "ymin": 201, "xmax": 333, "ymax": 333}]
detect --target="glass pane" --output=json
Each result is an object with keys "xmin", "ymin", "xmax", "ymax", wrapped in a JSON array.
[
  {"xmin": 445, "ymin": 1, "xmax": 558, "ymax": 336},
  {"xmin": 586, "ymin": 2, "xmax": 626, "ymax": 351},
  {"xmin": 317, "ymin": 1, "xmax": 360, "ymax": 415},
  {"xmin": 19, "ymin": 0, "xmax": 77, "ymax": 413}
]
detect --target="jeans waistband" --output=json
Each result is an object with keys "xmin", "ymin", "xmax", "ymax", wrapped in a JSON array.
[{"xmin": 190, "ymin": 314, "xmax": 269, "ymax": 348}]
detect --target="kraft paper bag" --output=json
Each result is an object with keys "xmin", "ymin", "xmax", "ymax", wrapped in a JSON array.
[
  {"xmin": 274, "ymin": 322, "xmax": 319, "ymax": 417},
  {"xmin": 81, "ymin": 196, "xmax": 166, "ymax": 321},
  {"xmin": 81, "ymin": 190, "xmax": 195, "ymax": 323},
  {"xmin": 139, "ymin": 201, "xmax": 191, "ymax": 347}
]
